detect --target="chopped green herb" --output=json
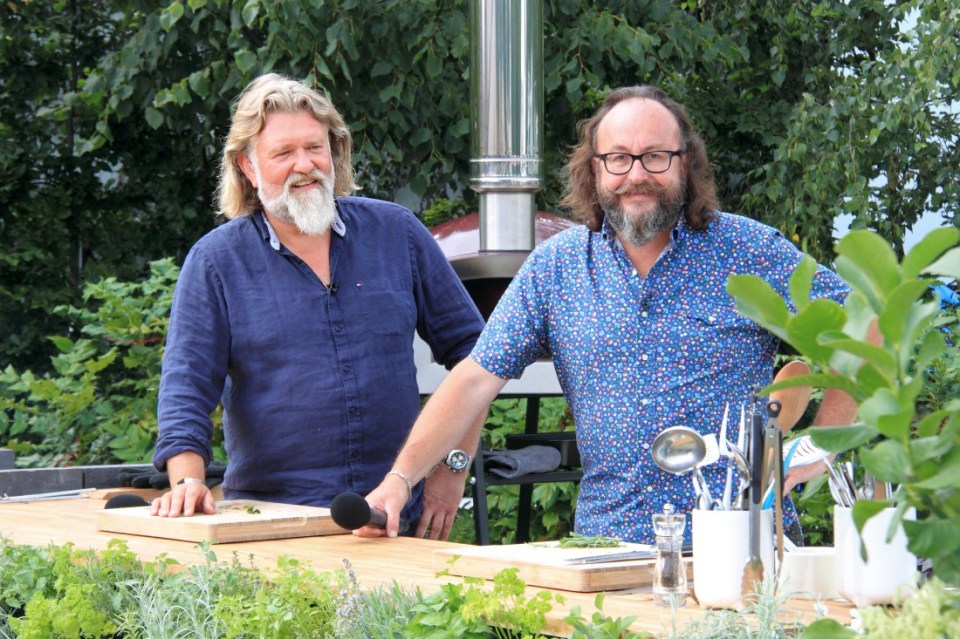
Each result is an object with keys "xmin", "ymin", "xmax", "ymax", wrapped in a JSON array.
[
  {"xmin": 556, "ymin": 533, "xmax": 622, "ymax": 548},
  {"xmin": 245, "ymin": 506, "xmax": 261, "ymax": 514}
]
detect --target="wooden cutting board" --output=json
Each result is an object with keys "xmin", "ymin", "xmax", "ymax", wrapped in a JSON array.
[
  {"xmin": 96, "ymin": 499, "xmax": 348, "ymax": 543},
  {"xmin": 434, "ymin": 541, "xmax": 692, "ymax": 592}
]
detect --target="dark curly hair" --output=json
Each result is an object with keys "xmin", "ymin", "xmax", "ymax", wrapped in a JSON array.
[{"xmin": 560, "ymin": 86, "xmax": 718, "ymax": 231}]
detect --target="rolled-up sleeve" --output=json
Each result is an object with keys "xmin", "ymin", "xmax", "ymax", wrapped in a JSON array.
[{"xmin": 153, "ymin": 246, "xmax": 228, "ymax": 470}]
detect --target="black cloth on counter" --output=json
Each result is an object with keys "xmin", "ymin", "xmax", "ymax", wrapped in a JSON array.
[{"xmin": 483, "ymin": 445, "xmax": 561, "ymax": 479}]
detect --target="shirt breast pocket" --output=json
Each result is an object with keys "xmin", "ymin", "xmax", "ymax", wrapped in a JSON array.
[
  {"xmin": 359, "ymin": 280, "xmax": 415, "ymax": 336},
  {"xmin": 672, "ymin": 305, "xmax": 762, "ymax": 369}
]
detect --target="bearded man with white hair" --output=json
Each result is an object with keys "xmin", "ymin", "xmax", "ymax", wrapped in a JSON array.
[{"xmin": 151, "ymin": 74, "xmax": 485, "ymax": 540}]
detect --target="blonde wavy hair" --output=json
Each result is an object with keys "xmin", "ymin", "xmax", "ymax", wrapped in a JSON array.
[
  {"xmin": 216, "ymin": 73, "xmax": 358, "ymax": 219},
  {"xmin": 560, "ymin": 85, "xmax": 718, "ymax": 232}
]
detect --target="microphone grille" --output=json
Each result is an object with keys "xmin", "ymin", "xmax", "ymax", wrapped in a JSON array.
[{"xmin": 329, "ymin": 491, "xmax": 372, "ymax": 530}]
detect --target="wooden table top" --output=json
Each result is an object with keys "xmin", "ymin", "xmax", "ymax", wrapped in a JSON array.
[{"xmin": 0, "ymin": 495, "xmax": 852, "ymax": 637}]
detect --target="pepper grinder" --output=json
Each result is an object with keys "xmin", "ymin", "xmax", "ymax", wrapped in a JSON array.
[{"xmin": 652, "ymin": 503, "xmax": 688, "ymax": 608}]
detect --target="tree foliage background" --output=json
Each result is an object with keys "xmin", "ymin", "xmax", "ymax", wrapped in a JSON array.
[{"xmin": 2, "ymin": 0, "xmax": 958, "ymax": 375}]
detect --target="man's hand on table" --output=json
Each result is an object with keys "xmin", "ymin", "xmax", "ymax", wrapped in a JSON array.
[
  {"xmin": 150, "ymin": 483, "xmax": 216, "ymax": 518},
  {"xmin": 353, "ymin": 474, "xmax": 411, "ymax": 538},
  {"xmin": 415, "ymin": 467, "xmax": 468, "ymax": 541}
]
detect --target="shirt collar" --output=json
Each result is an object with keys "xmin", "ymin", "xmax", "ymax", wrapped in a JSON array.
[{"xmin": 256, "ymin": 203, "xmax": 347, "ymax": 252}]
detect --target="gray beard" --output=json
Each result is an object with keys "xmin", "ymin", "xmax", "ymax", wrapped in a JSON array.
[
  {"xmin": 256, "ymin": 167, "xmax": 337, "ymax": 237},
  {"xmin": 599, "ymin": 183, "xmax": 685, "ymax": 247}
]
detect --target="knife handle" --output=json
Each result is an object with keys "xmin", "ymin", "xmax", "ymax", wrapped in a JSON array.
[{"xmin": 750, "ymin": 410, "xmax": 764, "ymax": 505}]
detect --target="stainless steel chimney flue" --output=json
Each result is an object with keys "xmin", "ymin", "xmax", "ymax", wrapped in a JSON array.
[{"xmin": 470, "ymin": 0, "xmax": 543, "ymax": 253}]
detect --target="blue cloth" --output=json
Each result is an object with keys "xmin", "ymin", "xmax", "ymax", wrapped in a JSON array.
[
  {"xmin": 471, "ymin": 212, "xmax": 849, "ymax": 544},
  {"xmin": 154, "ymin": 197, "xmax": 484, "ymax": 524}
]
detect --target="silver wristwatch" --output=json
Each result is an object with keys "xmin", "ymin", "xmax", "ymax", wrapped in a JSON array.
[{"xmin": 442, "ymin": 449, "xmax": 472, "ymax": 473}]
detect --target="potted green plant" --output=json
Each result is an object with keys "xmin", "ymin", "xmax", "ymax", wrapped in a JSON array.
[{"xmin": 727, "ymin": 226, "xmax": 959, "ymax": 584}]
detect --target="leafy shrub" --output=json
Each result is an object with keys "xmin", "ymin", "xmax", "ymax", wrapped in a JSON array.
[
  {"xmin": 729, "ymin": 227, "xmax": 960, "ymax": 583},
  {"xmin": 1, "ymin": 537, "xmax": 665, "ymax": 639},
  {"xmin": 0, "ymin": 260, "xmax": 176, "ymax": 465},
  {"xmin": 0, "ymin": 259, "xmax": 224, "ymax": 466},
  {"xmin": 479, "ymin": 397, "xmax": 579, "ymax": 544}
]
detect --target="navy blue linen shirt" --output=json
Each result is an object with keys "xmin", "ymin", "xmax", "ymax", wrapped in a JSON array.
[
  {"xmin": 471, "ymin": 212, "xmax": 849, "ymax": 543},
  {"xmin": 154, "ymin": 197, "xmax": 484, "ymax": 523}
]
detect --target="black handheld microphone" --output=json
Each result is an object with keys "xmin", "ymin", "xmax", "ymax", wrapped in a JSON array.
[
  {"xmin": 104, "ymin": 494, "xmax": 150, "ymax": 509},
  {"xmin": 330, "ymin": 491, "xmax": 387, "ymax": 530}
]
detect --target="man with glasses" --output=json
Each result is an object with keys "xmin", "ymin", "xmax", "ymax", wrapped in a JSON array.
[{"xmin": 360, "ymin": 85, "xmax": 853, "ymax": 544}]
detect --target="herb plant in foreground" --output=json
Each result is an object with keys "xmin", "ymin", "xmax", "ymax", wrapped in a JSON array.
[{"xmin": 728, "ymin": 227, "xmax": 960, "ymax": 583}]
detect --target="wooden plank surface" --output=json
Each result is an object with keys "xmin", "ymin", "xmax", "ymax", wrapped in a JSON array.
[
  {"xmin": 0, "ymin": 498, "xmax": 854, "ymax": 637},
  {"xmin": 96, "ymin": 499, "xmax": 348, "ymax": 542},
  {"xmin": 435, "ymin": 541, "xmax": 689, "ymax": 592}
]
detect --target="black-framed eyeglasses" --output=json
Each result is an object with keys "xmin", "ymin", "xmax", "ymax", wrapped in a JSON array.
[{"xmin": 595, "ymin": 150, "xmax": 684, "ymax": 175}]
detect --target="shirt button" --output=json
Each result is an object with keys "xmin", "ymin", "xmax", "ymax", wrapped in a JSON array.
[
  {"xmin": 343, "ymin": 365, "xmax": 352, "ymax": 373},
  {"xmin": 640, "ymin": 311, "xmax": 648, "ymax": 318},
  {"xmin": 642, "ymin": 442, "xmax": 650, "ymax": 450},
  {"xmin": 335, "ymin": 325, "xmax": 343, "ymax": 333},
  {"xmin": 348, "ymin": 406, "xmax": 359, "ymax": 415},
  {"xmin": 350, "ymin": 450, "xmax": 360, "ymax": 459},
  {"xmin": 640, "ymin": 353, "xmax": 649, "ymax": 361},
  {"xmin": 708, "ymin": 316, "xmax": 716, "ymax": 323},
  {"xmin": 641, "ymin": 398, "xmax": 650, "ymax": 406},
  {"xmin": 646, "ymin": 486, "xmax": 654, "ymax": 492}
]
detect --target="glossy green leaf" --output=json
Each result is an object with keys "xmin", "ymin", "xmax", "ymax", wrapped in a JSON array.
[
  {"xmin": 915, "ymin": 409, "xmax": 956, "ymax": 440},
  {"xmin": 839, "ymin": 292, "xmax": 877, "ymax": 342},
  {"xmin": 852, "ymin": 363, "xmax": 894, "ymax": 396},
  {"xmin": 159, "ymin": 2, "xmax": 184, "ymax": 31},
  {"xmin": 859, "ymin": 389, "xmax": 911, "ymax": 438},
  {"xmin": 860, "ymin": 440, "xmax": 910, "ymax": 483},
  {"xmin": 801, "ymin": 618, "xmax": 857, "ymax": 639},
  {"xmin": 877, "ymin": 280, "xmax": 934, "ymax": 343},
  {"xmin": 902, "ymin": 226, "xmax": 960, "ymax": 279},
  {"xmin": 911, "ymin": 447, "xmax": 960, "ymax": 489},
  {"xmin": 910, "ymin": 429, "xmax": 956, "ymax": 465},
  {"xmin": 726, "ymin": 274, "xmax": 790, "ymax": 340},
  {"xmin": 915, "ymin": 328, "xmax": 949, "ymax": 373},
  {"xmin": 788, "ymin": 254, "xmax": 817, "ymax": 313},
  {"xmin": 187, "ymin": 71, "xmax": 210, "ymax": 98},
  {"xmin": 851, "ymin": 499, "xmax": 890, "ymax": 534},
  {"xmin": 234, "ymin": 50, "xmax": 257, "ymax": 74},
  {"xmin": 834, "ymin": 255, "xmax": 883, "ymax": 313},
  {"xmin": 370, "ymin": 61, "xmax": 392, "ymax": 77},
  {"xmin": 808, "ymin": 424, "xmax": 877, "ymax": 452},
  {"xmin": 903, "ymin": 517, "xmax": 960, "ymax": 558},
  {"xmin": 144, "ymin": 107, "xmax": 164, "ymax": 129},
  {"xmin": 897, "ymin": 298, "xmax": 942, "ymax": 372},
  {"xmin": 816, "ymin": 337, "xmax": 896, "ymax": 379},
  {"xmin": 922, "ymin": 246, "xmax": 960, "ymax": 279},
  {"xmin": 836, "ymin": 230, "xmax": 902, "ymax": 295},
  {"xmin": 785, "ymin": 299, "xmax": 846, "ymax": 362},
  {"xmin": 241, "ymin": 0, "xmax": 260, "ymax": 27}
]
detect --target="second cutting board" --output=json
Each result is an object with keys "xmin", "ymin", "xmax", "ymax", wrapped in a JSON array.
[{"xmin": 434, "ymin": 541, "xmax": 691, "ymax": 592}]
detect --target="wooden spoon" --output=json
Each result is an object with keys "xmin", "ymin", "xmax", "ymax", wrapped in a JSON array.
[{"xmin": 769, "ymin": 360, "xmax": 812, "ymax": 433}]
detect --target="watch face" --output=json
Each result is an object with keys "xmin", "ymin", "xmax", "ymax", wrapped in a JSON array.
[{"xmin": 446, "ymin": 449, "xmax": 470, "ymax": 471}]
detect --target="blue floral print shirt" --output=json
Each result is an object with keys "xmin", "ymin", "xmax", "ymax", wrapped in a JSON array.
[{"xmin": 471, "ymin": 212, "xmax": 849, "ymax": 543}]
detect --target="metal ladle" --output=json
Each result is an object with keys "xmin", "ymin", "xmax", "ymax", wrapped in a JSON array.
[{"xmin": 651, "ymin": 426, "xmax": 713, "ymax": 509}]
